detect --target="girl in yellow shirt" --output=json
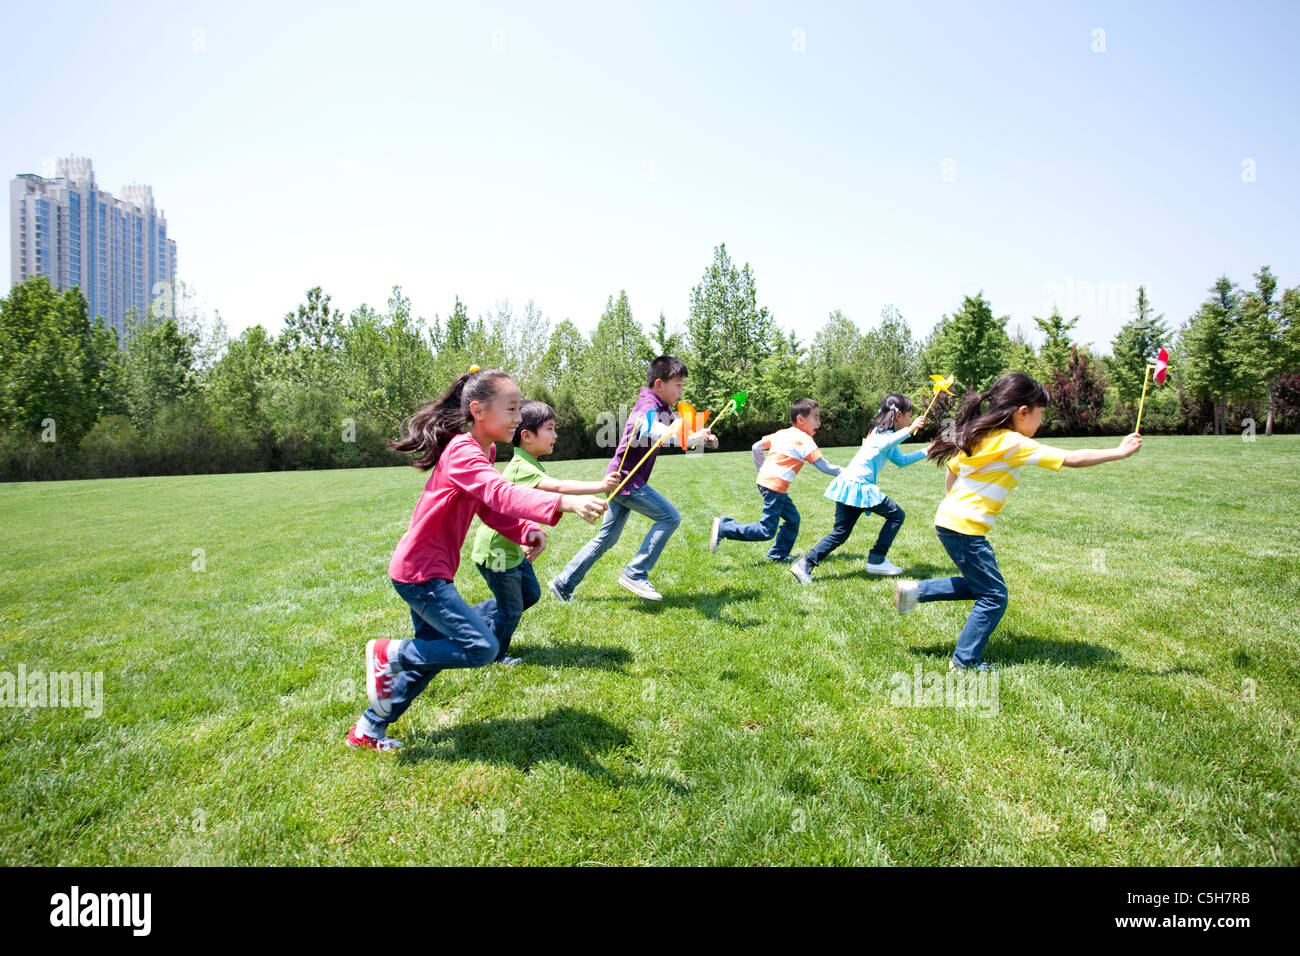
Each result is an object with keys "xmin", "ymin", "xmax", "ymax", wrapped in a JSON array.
[{"xmin": 895, "ymin": 371, "xmax": 1142, "ymax": 670}]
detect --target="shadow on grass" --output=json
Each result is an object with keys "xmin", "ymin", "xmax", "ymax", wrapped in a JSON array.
[
  {"xmin": 517, "ymin": 643, "xmax": 632, "ymax": 672},
  {"xmin": 582, "ymin": 586, "xmax": 764, "ymax": 625},
  {"xmin": 909, "ymin": 630, "xmax": 1205, "ymax": 676},
  {"xmin": 811, "ymin": 559, "xmax": 953, "ymax": 583},
  {"xmin": 397, "ymin": 705, "xmax": 689, "ymax": 794}
]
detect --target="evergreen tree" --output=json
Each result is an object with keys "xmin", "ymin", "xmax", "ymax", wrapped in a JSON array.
[
  {"xmin": 1033, "ymin": 307, "xmax": 1079, "ymax": 379},
  {"xmin": 539, "ymin": 319, "xmax": 588, "ymax": 396},
  {"xmin": 585, "ymin": 290, "xmax": 650, "ymax": 416},
  {"xmin": 685, "ymin": 243, "xmax": 775, "ymax": 410},
  {"xmin": 1236, "ymin": 266, "xmax": 1297, "ymax": 435},
  {"xmin": 1178, "ymin": 276, "xmax": 1244, "ymax": 435},
  {"xmin": 923, "ymin": 292, "xmax": 1012, "ymax": 394},
  {"xmin": 1110, "ymin": 285, "xmax": 1170, "ymax": 429}
]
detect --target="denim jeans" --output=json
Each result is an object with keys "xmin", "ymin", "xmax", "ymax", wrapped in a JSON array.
[
  {"xmin": 474, "ymin": 559, "xmax": 541, "ymax": 660},
  {"xmin": 804, "ymin": 497, "xmax": 906, "ymax": 567},
  {"xmin": 551, "ymin": 483, "xmax": 680, "ymax": 598},
  {"xmin": 716, "ymin": 486, "xmax": 800, "ymax": 561},
  {"xmin": 917, "ymin": 527, "xmax": 1009, "ymax": 667},
  {"xmin": 363, "ymin": 577, "xmax": 499, "ymax": 729}
]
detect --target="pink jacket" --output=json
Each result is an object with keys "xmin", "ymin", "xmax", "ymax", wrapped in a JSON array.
[{"xmin": 388, "ymin": 432, "xmax": 563, "ymax": 583}]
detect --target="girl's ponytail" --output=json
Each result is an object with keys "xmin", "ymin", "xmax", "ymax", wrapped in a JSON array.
[
  {"xmin": 389, "ymin": 367, "xmax": 513, "ymax": 470},
  {"xmin": 871, "ymin": 393, "xmax": 913, "ymax": 435}
]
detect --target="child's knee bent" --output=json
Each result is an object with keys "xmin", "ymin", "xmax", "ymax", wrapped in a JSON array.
[{"xmin": 466, "ymin": 634, "xmax": 500, "ymax": 667}]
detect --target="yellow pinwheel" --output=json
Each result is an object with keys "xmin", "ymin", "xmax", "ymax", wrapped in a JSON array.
[{"xmin": 921, "ymin": 374, "xmax": 957, "ymax": 420}]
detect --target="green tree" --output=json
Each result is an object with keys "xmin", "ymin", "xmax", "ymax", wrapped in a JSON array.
[
  {"xmin": 1033, "ymin": 307, "xmax": 1079, "ymax": 379},
  {"xmin": 1236, "ymin": 266, "xmax": 1297, "ymax": 435},
  {"xmin": 495, "ymin": 299, "xmax": 550, "ymax": 391},
  {"xmin": 923, "ymin": 292, "xmax": 1012, "ymax": 394},
  {"xmin": 685, "ymin": 243, "xmax": 775, "ymax": 410},
  {"xmin": 584, "ymin": 290, "xmax": 650, "ymax": 415},
  {"xmin": 810, "ymin": 310, "xmax": 866, "ymax": 372},
  {"xmin": 1110, "ymin": 285, "xmax": 1170, "ymax": 429},
  {"xmin": 0, "ymin": 276, "xmax": 120, "ymax": 443},
  {"xmin": 204, "ymin": 324, "xmax": 277, "ymax": 439},
  {"xmin": 864, "ymin": 306, "xmax": 922, "ymax": 397},
  {"xmin": 120, "ymin": 308, "xmax": 197, "ymax": 428},
  {"xmin": 429, "ymin": 297, "xmax": 506, "ymax": 384},
  {"xmin": 756, "ymin": 326, "xmax": 808, "ymax": 423},
  {"xmin": 339, "ymin": 286, "xmax": 440, "ymax": 435},
  {"xmin": 649, "ymin": 311, "xmax": 683, "ymax": 356},
  {"xmin": 1179, "ymin": 276, "xmax": 1244, "ymax": 435},
  {"xmin": 538, "ymin": 319, "xmax": 588, "ymax": 396},
  {"xmin": 278, "ymin": 287, "xmax": 344, "ymax": 390}
]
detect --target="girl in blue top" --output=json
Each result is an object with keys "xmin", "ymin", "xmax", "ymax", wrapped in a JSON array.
[{"xmin": 791, "ymin": 393, "xmax": 927, "ymax": 583}]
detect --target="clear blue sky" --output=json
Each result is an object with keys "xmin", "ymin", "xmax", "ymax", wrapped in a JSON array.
[{"xmin": 4, "ymin": 0, "xmax": 1298, "ymax": 354}]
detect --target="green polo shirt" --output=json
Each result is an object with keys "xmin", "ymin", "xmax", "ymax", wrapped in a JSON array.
[{"xmin": 471, "ymin": 447, "xmax": 548, "ymax": 571}]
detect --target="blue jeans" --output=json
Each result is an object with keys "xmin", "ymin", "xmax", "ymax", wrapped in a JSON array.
[
  {"xmin": 475, "ymin": 559, "xmax": 541, "ymax": 660},
  {"xmin": 551, "ymin": 483, "xmax": 680, "ymax": 598},
  {"xmin": 717, "ymin": 486, "xmax": 800, "ymax": 560},
  {"xmin": 917, "ymin": 527, "xmax": 1009, "ymax": 667},
  {"xmin": 364, "ymin": 577, "xmax": 499, "ymax": 729},
  {"xmin": 804, "ymin": 497, "xmax": 905, "ymax": 566}
]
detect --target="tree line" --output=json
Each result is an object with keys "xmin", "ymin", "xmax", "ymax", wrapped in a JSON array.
[{"xmin": 2, "ymin": 243, "xmax": 1297, "ymax": 481}]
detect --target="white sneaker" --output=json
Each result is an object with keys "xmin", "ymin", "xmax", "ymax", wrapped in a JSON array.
[
  {"xmin": 866, "ymin": 558, "xmax": 903, "ymax": 576},
  {"xmin": 617, "ymin": 574, "xmax": 662, "ymax": 601},
  {"xmin": 894, "ymin": 579, "xmax": 920, "ymax": 614},
  {"xmin": 709, "ymin": 517, "xmax": 722, "ymax": 553},
  {"xmin": 790, "ymin": 558, "xmax": 813, "ymax": 584},
  {"xmin": 547, "ymin": 577, "xmax": 572, "ymax": 603}
]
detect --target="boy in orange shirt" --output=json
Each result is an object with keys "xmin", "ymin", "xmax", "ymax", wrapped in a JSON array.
[{"xmin": 708, "ymin": 397, "xmax": 842, "ymax": 562}]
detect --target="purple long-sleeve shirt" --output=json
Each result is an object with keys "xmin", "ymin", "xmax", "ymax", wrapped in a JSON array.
[{"xmin": 606, "ymin": 386, "xmax": 673, "ymax": 495}]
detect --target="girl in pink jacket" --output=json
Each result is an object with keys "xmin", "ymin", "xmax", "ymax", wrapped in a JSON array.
[{"xmin": 347, "ymin": 368, "xmax": 607, "ymax": 752}]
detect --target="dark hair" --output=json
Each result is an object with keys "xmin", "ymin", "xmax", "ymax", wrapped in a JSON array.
[
  {"xmin": 389, "ymin": 368, "xmax": 514, "ymax": 470},
  {"xmin": 872, "ymin": 393, "xmax": 915, "ymax": 434},
  {"xmin": 513, "ymin": 400, "xmax": 555, "ymax": 446},
  {"xmin": 647, "ymin": 355, "xmax": 688, "ymax": 389},
  {"xmin": 790, "ymin": 397, "xmax": 819, "ymax": 423},
  {"xmin": 926, "ymin": 371, "xmax": 1050, "ymax": 466}
]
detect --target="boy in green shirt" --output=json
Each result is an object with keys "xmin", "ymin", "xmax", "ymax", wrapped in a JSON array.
[{"xmin": 471, "ymin": 401, "xmax": 618, "ymax": 664}]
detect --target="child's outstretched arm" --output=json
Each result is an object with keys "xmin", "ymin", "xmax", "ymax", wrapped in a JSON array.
[
  {"xmin": 811, "ymin": 457, "xmax": 842, "ymax": 478},
  {"xmin": 1063, "ymin": 433, "xmax": 1142, "ymax": 467},
  {"xmin": 752, "ymin": 439, "xmax": 766, "ymax": 472},
  {"xmin": 447, "ymin": 438, "xmax": 606, "ymax": 536},
  {"xmin": 537, "ymin": 473, "xmax": 620, "ymax": 496},
  {"xmin": 887, "ymin": 416, "xmax": 929, "ymax": 467}
]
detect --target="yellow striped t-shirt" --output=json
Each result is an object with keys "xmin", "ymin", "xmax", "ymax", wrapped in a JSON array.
[{"xmin": 934, "ymin": 429, "xmax": 1067, "ymax": 536}]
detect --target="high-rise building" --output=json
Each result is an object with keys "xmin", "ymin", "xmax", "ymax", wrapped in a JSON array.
[{"xmin": 9, "ymin": 157, "xmax": 178, "ymax": 340}]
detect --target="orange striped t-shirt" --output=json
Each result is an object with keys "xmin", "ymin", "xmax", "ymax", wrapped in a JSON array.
[{"xmin": 756, "ymin": 427, "xmax": 823, "ymax": 494}]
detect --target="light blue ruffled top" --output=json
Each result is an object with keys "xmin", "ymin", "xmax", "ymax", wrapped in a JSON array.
[{"xmin": 824, "ymin": 428, "xmax": 926, "ymax": 509}]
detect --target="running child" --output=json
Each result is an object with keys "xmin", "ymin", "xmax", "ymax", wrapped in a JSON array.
[
  {"xmin": 548, "ymin": 355, "xmax": 717, "ymax": 603},
  {"xmin": 894, "ymin": 371, "xmax": 1142, "ymax": 671},
  {"xmin": 709, "ymin": 397, "xmax": 842, "ymax": 563},
  {"xmin": 470, "ymin": 400, "xmax": 619, "ymax": 664},
  {"xmin": 347, "ymin": 368, "xmax": 607, "ymax": 752},
  {"xmin": 791, "ymin": 393, "xmax": 927, "ymax": 583}
]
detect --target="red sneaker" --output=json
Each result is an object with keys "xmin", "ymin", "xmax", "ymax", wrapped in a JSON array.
[
  {"xmin": 346, "ymin": 723, "xmax": 403, "ymax": 752},
  {"xmin": 366, "ymin": 638, "xmax": 397, "ymax": 717}
]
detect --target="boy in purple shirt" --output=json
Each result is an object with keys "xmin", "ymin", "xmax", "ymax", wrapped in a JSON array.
[{"xmin": 548, "ymin": 356, "xmax": 717, "ymax": 602}]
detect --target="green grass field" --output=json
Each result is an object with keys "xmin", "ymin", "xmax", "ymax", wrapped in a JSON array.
[{"xmin": 1, "ymin": 435, "xmax": 1296, "ymax": 865}]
